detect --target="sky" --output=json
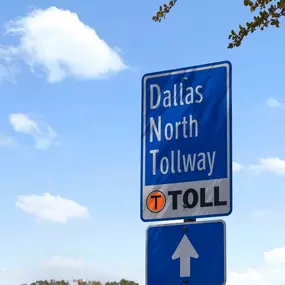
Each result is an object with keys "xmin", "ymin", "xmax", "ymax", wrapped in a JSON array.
[{"xmin": 0, "ymin": 0, "xmax": 285, "ymax": 284}]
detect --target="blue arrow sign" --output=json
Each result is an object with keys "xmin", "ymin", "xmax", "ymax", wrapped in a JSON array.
[
  {"xmin": 146, "ymin": 220, "xmax": 226, "ymax": 285},
  {"xmin": 141, "ymin": 61, "xmax": 232, "ymax": 222}
]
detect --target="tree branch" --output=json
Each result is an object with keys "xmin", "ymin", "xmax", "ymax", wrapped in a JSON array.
[
  {"xmin": 228, "ymin": 0, "xmax": 285, "ymax": 48},
  {"xmin": 152, "ymin": 0, "xmax": 285, "ymax": 48},
  {"xmin": 152, "ymin": 0, "xmax": 178, "ymax": 22}
]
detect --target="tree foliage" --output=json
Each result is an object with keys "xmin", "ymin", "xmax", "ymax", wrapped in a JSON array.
[
  {"xmin": 23, "ymin": 279, "xmax": 139, "ymax": 285},
  {"xmin": 105, "ymin": 279, "xmax": 139, "ymax": 285},
  {"xmin": 22, "ymin": 281, "xmax": 69, "ymax": 285},
  {"xmin": 74, "ymin": 281, "xmax": 102, "ymax": 285},
  {"xmin": 152, "ymin": 0, "xmax": 285, "ymax": 48},
  {"xmin": 152, "ymin": 0, "xmax": 177, "ymax": 22}
]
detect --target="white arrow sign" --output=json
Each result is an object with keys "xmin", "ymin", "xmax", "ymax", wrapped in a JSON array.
[{"xmin": 172, "ymin": 234, "xmax": 199, "ymax": 277}]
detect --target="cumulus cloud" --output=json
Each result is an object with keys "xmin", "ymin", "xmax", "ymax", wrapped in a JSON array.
[
  {"xmin": 0, "ymin": 46, "xmax": 19, "ymax": 83},
  {"xmin": 15, "ymin": 193, "xmax": 89, "ymax": 223},
  {"xmin": 9, "ymin": 113, "xmax": 57, "ymax": 150},
  {"xmin": 228, "ymin": 268, "xmax": 267, "ymax": 285},
  {"xmin": 0, "ymin": 257, "xmax": 101, "ymax": 285},
  {"xmin": 0, "ymin": 7, "xmax": 126, "ymax": 83},
  {"xmin": 248, "ymin": 157, "xmax": 285, "ymax": 175},
  {"xmin": 227, "ymin": 246, "xmax": 285, "ymax": 285},
  {"xmin": 46, "ymin": 256, "xmax": 85, "ymax": 269},
  {"xmin": 233, "ymin": 161, "xmax": 243, "ymax": 173},
  {"xmin": 0, "ymin": 256, "xmax": 126, "ymax": 285},
  {"xmin": 264, "ymin": 247, "xmax": 285, "ymax": 265},
  {"xmin": 2, "ymin": 247, "xmax": 285, "ymax": 285},
  {"xmin": 267, "ymin": 97, "xmax": 285, "ymax": 110}
]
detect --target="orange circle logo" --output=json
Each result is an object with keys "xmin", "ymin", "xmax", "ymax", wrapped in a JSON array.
[{"xmin": 146, "ymin": 190, "xmax": 166, "ymax": 213}]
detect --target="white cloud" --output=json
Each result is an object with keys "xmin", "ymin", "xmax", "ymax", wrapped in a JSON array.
[
  {"xmin": 9, "ymin": 113, "xmax": 57, "ymax": 150},
  {"xmin": 264, "ymin": 247, "xmax": 285, "ymax": 265},
  {"xmin": 0, "ymin": 46, "xmax": 19, "ymax": 83},
  {"xmin": 0, "ymin": 6, "xmax": 126, "ymax": 83},
  {"xmin": 0, "ymin": 256, "xmax": 128, "ymax": 285},
  {"xmin": 233, "ymin": 161, "xmax": 244, "ymax": 173},
  {"xmin": 3, "ymin": 247, "xmax": 285, "ymax": 285},
  {"xmin": 15, "ymin": 193, "xmax": 89, "ymax": 223},
  {"xmin": 227, "ymin": 246, "xmax": 285, "ymax": 285},
  {"xmin": 267, "ymin": 97, "xmax": 285, "ymax": 110},
  {"xmin": 228, "ymin": 268, "xmax": 267, "ymax": 285},
  {"xmin": 248, "ymin": 157, "xmax": 285, "ymax": 175},
  {"xmin": 0, "ymin": 134, "xmax": 17, "ymax": 147},
  {"xmin": 45, "ymin": 256, "xmax": 85, "ymax": 269}
]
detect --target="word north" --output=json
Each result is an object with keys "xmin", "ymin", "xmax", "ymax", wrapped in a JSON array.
[
  {"xmin": 149, "ymin": 115, "xmax": 198, "ymax": 142},
  {"xmin": 150, "ymin": 149, "xmax": 216, "ymax": 177}
]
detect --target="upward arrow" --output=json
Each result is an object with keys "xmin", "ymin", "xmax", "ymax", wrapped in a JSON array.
[{"xmin": 172, "ymin": 234, "xmax": 199, "ymax": 278}]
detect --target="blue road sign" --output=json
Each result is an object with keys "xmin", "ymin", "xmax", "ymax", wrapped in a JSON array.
[
  {"xmin": 141, "ymin": 61, "xmax": 232, "ymax": 222},
  {"xmin": 146, "ymin": 220, "xmax": 226, "ymax": 285}
]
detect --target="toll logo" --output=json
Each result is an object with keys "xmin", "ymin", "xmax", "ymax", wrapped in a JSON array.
[{"xmin": 146, "ymin": 190, "xmax": 166, "ymax": 213}]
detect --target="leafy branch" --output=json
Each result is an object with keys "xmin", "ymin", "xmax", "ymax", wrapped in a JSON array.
[
  {"xmin": 152, "ymin": 0, "xmax": 178, "ymax": 22},
  {"xmin": 228, "ymin": 0, "xmax": 285, "ymax": 48},
  {"xmin": 152, "ymin": 0, "xmax": 285, "ymax": 48}
]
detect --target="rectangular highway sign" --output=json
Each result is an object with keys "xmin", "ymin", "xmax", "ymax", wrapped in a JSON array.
[
  {"xmin": 141, "ymin": 61, "xmax": 232, "ymax": 222},
  {"xmin": 146, "ymin": 220, "xmax": 226, "ymax": 285}
]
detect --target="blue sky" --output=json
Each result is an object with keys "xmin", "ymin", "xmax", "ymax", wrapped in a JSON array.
[{"xmin": 0, "ymin": 0, "xmax": 285, "ymax": 284}]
